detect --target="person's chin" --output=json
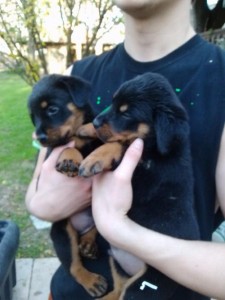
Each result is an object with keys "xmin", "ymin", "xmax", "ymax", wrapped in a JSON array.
[{"xmin": 113, "ymin": 1, "xmax": 155, "ymax": 19}]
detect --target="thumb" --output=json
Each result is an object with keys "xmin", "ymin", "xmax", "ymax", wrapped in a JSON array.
[
  {"xmin": 44, "ymin": 141, "xmax": 75, "ymax": 166},
  {"xmin": 114, "ymin": 138, "xmax": 144, "ymax": 181}
]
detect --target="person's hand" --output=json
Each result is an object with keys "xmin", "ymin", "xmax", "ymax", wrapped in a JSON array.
[
  {"xmin": 38, "ymin": 142, "xmax": 79, "ymax": 191},
  {"xmin": 92, "ymin": 138, "xmax": 143, "ymax": 242},
  {"xmin": 26, "ymin": 142, "xmax": 92, "ymax": 221}
]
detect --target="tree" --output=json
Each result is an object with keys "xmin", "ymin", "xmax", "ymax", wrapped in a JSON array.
[
  {"xmin": 79, "ymin": 0, "xmax": 122, "ymax": 58},
  {"xmin": 0, "ymin": 0, "xmax": 44, "ymax": 85},
  {"xmin": 0, "ymin": 0, "xmax": 123, "ymax": 85},
  {"xmin": 192, "ymin": 0, "xmax": 225, "ymax": 32},
  {"xmin": 58, "ymin": 0, "xmax": 82, "ymax": 68}
]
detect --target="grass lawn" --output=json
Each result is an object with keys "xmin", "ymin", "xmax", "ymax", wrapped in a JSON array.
[{"xmin": 0, "ymin": 71, "xmax": 54, "ymax": 258}]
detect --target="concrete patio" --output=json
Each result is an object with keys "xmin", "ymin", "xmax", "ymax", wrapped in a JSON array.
[
  {"xmin": 12, "ymin": 257, "xmax": 218, "ymax": 300},
  {"xmin": 13, "ymin": 257, "xmax": 60, "ymax": 300}
]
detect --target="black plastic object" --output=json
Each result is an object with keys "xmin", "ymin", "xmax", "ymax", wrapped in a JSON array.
[{"xmin": 0, "ymin": 220, "xmax": 20, "ymax": 300}]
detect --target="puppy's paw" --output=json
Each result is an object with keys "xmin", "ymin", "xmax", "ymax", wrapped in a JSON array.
[
  {"xmin": 79, "ymin": 159, "xmax": 103, "ymax": 177},
  {"xmin": 56, "ymin": 159, "xmax": 79, "ymax": 177},
  {"xmin": 72, "ymin": 267, "xmax": 108, "ymax": 298},
  {"xmin": 79, "ymin": 238, "xmax": 98, "ymax": 259},
  {"xmin": 79, "ymin": 142, "xmax": 123, "ymax": 177},
  {"xmin": 56, "ymin": 148, "xmax": 83, "ymax": 177},
  {"xmin": 85, "ymin": 273, "xmax": 108, "ymax": 298},
  {"xmin": 79, "ymin": 227, "xmax": 98, "ymax": 258}
]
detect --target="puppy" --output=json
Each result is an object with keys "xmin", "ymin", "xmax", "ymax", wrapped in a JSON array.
[
  {"xmin": 79, "ymin": 72, "xmax": 200, "ymax": 299},
  {"xmin": 27, "ymin": 74, "xmax": 108, "ymax": 297}
]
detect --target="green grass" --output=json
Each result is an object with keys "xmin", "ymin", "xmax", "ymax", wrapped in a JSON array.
[
  {"xmin": 0, "ymin": 71, "xmax": 54, "ymax": 258},
  {"xmin": 0, "ymin": 72, "xmax": 34, "ymax": 172}
]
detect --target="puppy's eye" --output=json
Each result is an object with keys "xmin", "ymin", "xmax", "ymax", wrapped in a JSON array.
[
  {"xmin": 119, "ymin": 104, "xmax": 130, "ymax": 118},
  {"xmin": 46, "ymin": 105, "xmax": 59, "ymax": 116}
]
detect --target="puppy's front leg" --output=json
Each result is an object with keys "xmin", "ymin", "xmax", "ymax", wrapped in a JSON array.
[
  {"xmin": 79, "ymin": 142, "xmax": 124, "ymax": 177},
  {"xmin": 56, "ymin": 148, "xmax": 83, "ymax": 177},
  {"xmin": 76, "ymin": 122, "xmax": 98, "ymax": 138}
]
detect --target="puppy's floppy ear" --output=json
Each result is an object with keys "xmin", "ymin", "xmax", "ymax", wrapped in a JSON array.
[
  {"xmin": 58, "ymin": 75, "xmax": 91, "ymax": 108},
  {"xmin": 154, "ymin": 104, "xmax": 188, "ymax": 155}
]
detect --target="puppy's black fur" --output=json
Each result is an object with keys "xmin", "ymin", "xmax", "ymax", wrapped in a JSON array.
[
  {"xmin": 80, "ymin": 72, "xmax": 200, "ymax": 299},
  {"xmin": 28, "ymin": 74, "xmax": 108, "ymax": 298},
  {"xmin": 28, "ymin": 72, "xmax": 200, "ymax": 299}
]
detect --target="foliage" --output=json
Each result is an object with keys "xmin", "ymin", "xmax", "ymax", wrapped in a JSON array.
[
  {"xmin": 0, "ymin": 0, "xmax": 123, "ymax": 85},
  {"xmin": 0, "ymin": 0, "xmax": 45, "ymax": 85},
  {"xmin": 78, "ymin": 0, "xmax": 122, "ymax": 58}
]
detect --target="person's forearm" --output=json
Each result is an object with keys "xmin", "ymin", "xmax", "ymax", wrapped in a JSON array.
[{"xmin": 106, "ymin": 218, "xmax": 225, "ymax": 300}]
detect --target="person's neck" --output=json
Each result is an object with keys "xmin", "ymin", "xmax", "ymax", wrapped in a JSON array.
[{"xmin": 123, "ymin": 3, "xmax": 195, "ymax": 62}]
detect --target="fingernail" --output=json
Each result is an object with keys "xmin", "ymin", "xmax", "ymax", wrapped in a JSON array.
[{"xmin": 133, "ymin": 138, "xmax": 143, "ymax": 150}]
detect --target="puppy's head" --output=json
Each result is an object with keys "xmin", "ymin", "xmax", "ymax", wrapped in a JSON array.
[
  {"xmin": 93, "ymin": 72, "xmax": 188, "ymax": 156},
  {"xmin": 28, "ymin": 74, "xmax": 91, "ymax": 147}
]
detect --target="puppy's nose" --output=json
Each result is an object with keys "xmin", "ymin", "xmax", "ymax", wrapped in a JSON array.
[{"xmin": 37, "ymin": 133, "xmax": 48, "ymax": 144}]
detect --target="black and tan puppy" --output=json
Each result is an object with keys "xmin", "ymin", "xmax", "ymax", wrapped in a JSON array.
[
  {"xmin": 79, "ymin": 72, "xmax": 200, "ymax": 299},
  {"xmin": 28, "ymin": 74, "xmax": 108, "ymax": 297}
]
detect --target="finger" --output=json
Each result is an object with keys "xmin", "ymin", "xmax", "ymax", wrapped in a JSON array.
[
  {"xmin": 114, "ymin": 138, "xmax": 143, "ymax": 181},
  {"xmin": 44, "ymin": 141, "xmax": 75, "ymax": 166}
]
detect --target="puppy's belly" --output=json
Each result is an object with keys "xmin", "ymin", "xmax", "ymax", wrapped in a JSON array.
[
  {"xmin": 110, "ymin": 246, "xmax": 145, "ymax": 276},
  {"xmin": 70, "ymin": 207, "xmax": 94, "ymax": 234}
]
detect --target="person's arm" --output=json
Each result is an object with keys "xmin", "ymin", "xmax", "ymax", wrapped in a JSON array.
[
  {"xmin": 216, "ymin": 124, "xmax": 225, "ymax": 216},
  {"xmin": 92, "ymin": 139, "xmax": 225, "ymax": 300},
  {"xmin": 25, "ymin": 146, "xmax": 47, "ymax": 206},
  {"xmin": 25, "ymin": 142, "xmax": 92, "ymax": 222}
]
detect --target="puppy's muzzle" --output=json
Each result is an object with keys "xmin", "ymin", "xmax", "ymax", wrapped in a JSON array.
[
  {"xmin": 93, "ymin": 116, "xmax": 103, "ymax": 129},
  {"xmin": 36, "ymin": 133, "xmax": 48, "ymax": 145}
]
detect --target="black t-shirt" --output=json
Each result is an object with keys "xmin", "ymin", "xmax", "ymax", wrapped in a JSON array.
[{"xmin": 71, "ymin": 35, "xmax": 225, "ymax": 299}]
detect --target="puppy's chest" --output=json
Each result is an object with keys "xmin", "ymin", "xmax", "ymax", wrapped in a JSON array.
[
  {"xmin": 79, "ymin": 138, "xmax": 102, "ymax": 158},
  {"xmin": 140, "ymin": 159, "xmax": 152, "ymax": 171}
]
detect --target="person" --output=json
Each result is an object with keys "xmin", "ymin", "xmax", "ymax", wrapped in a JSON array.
[
  {"xmin": 92, "ymin": 138, "xmax": 225, "ymax": 300},
  {"xmin": 25, "ymin": 0, "xmax": 225, "ymax": 299}
]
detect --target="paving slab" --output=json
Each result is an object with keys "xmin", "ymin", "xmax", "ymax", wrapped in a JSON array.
[
  {"xmin": 13, "ymin": 258, "xmax": 60, "ymax": 300},
  {"xmin": 12, "ymin": 258, "xmax": 217, "ymax": 300},
  {"xmin": 13, "ymin": 258, "xmax": 33, "ymax": 300},
  {"xmin": 29, "ymin": 258, "xmax": 60, "ymax": 300}
]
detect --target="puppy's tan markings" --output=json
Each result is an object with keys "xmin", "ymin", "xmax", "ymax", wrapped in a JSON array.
[
  {"xmin": 137, "ymin": 123, "xmax": 150, "ymax": 137},
  {"xmin": 66, "ymin": 104, "xmax": 85, "ymax": 132},
  {"xmin": 98, "ymin": 260, "xmax": 147, "ymax": 300},
  {"xmin": 76, "ymin": 123, "xmax": 98, "ymax": 138},
  {"xmin": 46, "ymin": 105, "xmax": 85, "ymax": 145},
  {"xmin": 79, "ymin": 227, "xmax": 98, "ymax": 259},
  {"xmin": 41, "ymin": 101, "xmax": 48, "ymax": 108},
  {"xmin": 119, "ymin": 265, "xmax": 147, "ymax": 300},
  {"xmin": 96, "ymin": 124, "xmax": 114, "ymax": 141},
  {"xmin": 98, "ymin": 257, "xmax": 129, "ymax": 300},
  {"xmin": 79, "ymin": 142, "xmax": 123, "ymax": 177},
  {"xmin": 97, "ymin": 123, "xmax": 150, "ymax": 144},
  {"xmin": 119, "ymin": 104, "xmax": 128, "ymax": 113},
  {"xmin": 66, "ymin": 222, "xmax": 108, "ymax": 297}
]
